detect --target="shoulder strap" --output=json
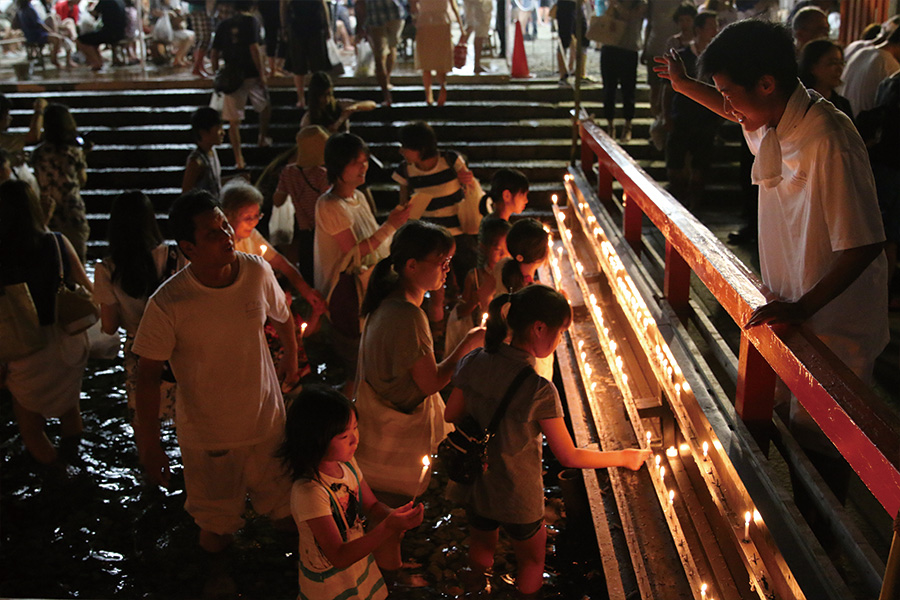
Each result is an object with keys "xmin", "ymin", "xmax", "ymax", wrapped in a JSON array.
[
  {"xmin": 316, "ymin": 466, "xmax": 355, "ymax": 540},
  {"xmin": 298, "ymin": 165, "xmax": 324, "ymax": 195},
  {"xmin": 485, "ymin": 365, "xmax": 533, "ymax": 437},
  {"xmin": 52, "ymin": 233, "xmax": 68, "ymax": 287}
]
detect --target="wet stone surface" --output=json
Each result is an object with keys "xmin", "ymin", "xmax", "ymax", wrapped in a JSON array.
[{"xmin": 1, "ymin": 352, "xmax": 609, "ymax": 599}]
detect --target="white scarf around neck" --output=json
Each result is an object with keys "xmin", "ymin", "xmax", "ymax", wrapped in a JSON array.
[{"xmin": 751, "ymin": 82, "xmax": 819, "ymax": 189}]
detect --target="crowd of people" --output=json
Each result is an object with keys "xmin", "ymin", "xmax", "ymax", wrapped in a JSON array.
[
  {"xmin": 1, "ymin": 72, "xmax": 652, "ymax": 595},
  {"xmin": 1, "ymin": 0, "xmax": 899, "ymax": 598}
]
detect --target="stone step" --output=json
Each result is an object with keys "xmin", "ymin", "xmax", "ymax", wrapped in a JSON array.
[{"xmin": 2, "ymin": 81, "xmax": 654, "ymax": 107}]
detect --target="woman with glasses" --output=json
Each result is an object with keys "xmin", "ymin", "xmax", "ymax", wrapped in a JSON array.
[
  {"xmin": 353, "ymin": 221, "xmax": 484, "ymax": 587},
  {"xmin": 221, "ymin": 178, "xmax": 325, "ymax": 314}
]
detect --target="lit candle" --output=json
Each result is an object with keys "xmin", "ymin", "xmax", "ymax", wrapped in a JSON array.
[
  {"xmin": 659, "ymin": 466, "xmax": 665, "ymax": 483},
  {"xmin": 559, "ymin": 212, "xmax": 566, "ymax": 222},
  {"xmin": 260, "ymin": 244, "xmax": 267, "ymax": 255},
  {"xmin": 646, "ymin": 431, "xmax": 652, "ymax": 447},
  {"xmin": 551, "ymin": 193, "xmax": 558, "ymax": 204},
  {"xmin": 412, "ymin": 456, "xmax": 431, "ymax": 503},
  {"xmin": 666, "ymin": 446, "xmax": 677, "ymax": 458},
  {"xmin": 300, "ymin": 322, "xmax": 307, "ymax": 337},
  {"xmin": 481, "ymin": 312, "xmax": 488, "ymax": 327},
  {"xmin": 578, "ymin": 339, "xmax": 584, "ymax": 351},
  {"xmin": 702, "ymin": 442, "xmax": 709, "ymax": 458},
  {"xmin": 622, "ymin": 373, "xmax": 628, "ymax": 386},
  {"xmin": 701, "ymin": 583, "xmax": 707, "ymax": 600},
  {"xmin": 744, "ymin": 511, "xmax": 751, "ymax": 541},
  {"xmin": 655, "ymin": 455, "xmax": 661, "ymax": 469},
  {"xmin": 668, "ymin": 489, "xmax": 674, "ymax": 506}
]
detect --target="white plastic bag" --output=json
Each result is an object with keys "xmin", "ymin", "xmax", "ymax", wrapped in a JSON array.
[
  {"xmin": 209, "ymin": 90, "xmax": 224, "ymax": 112},
  {"xmin": 153, "ymin": 12, "xmax": 174, "ymax": 43},
  {"xmin": 269, "ymin": 195, "xmax": 296, "ymax": 246},
  {"xmin": 355, "ymin": 39, "xmax": 374, "ymax": 77}
]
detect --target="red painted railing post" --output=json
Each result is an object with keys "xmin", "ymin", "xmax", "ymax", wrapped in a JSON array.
[
  {"xmin": 581, "ymin": 125, "xmax": 595, "ymax": 179},
  {"xmin": 596, "ymin": 160, "xmax": 613, "ymax": 203},
  {"xmin": 664, "ymin": 240, "xmax": 690, "ymax": 318},
  {"xmin": 735, "ymin": 333, "xmax": 777, "ymax": 450},
  {"xmin": 622, "ymin": 192, "xmax": 642, "ymax": 254}
]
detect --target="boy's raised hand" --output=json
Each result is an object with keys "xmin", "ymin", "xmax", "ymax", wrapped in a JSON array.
[{"xmin": 653, "ymin": 50, "xmax": 689, "ymax": 90}]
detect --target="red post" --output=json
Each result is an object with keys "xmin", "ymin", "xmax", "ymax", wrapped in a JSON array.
[
  {"xmin": 596, "ymin": 159, "xmax": 613, "ymax": 203},
  {"xmin": 623, "ymin": 193, "xmax": 642, "ymax": 254},
  {"xmin": 735, "ymin": 333, "xmax": 777, "ymax": 450},
  {"xmin": 663, "ymin": 240, "xmax": 690, "ymax": 318},
  {"xmin": 581, "ymin": 125, "xmax": 595, "ymax": 178}
]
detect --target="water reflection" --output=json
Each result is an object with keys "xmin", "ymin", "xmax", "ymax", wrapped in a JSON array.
[{"xmin": 1, "ymin": 352, "xmax": 605, "ymax": 599}]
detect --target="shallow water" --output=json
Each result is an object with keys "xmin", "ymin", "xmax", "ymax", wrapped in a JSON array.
[{"xmin": 1, "ymin": 349, "xmax": 608, "ymax": 599}]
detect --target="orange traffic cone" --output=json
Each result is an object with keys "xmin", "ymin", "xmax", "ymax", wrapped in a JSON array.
[{"xmin": 511, "ymin": 21, "xmax": 530, "ymax": 79}]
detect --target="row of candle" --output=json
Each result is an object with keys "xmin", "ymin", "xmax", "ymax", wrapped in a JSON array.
[{"xmin": 551, "ymin": 184, "xmax": 766, "ymax": 599}]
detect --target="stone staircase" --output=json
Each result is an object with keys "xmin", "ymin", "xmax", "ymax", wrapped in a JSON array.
[{"xmin": 1, "ymin": 76, "xmax": 744, "ymax": 258}]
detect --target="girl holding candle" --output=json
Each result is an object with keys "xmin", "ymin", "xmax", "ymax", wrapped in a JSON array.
[
  {"xmin": 278, "ymin": 384, "xmax": 424, "ymax": 600},
  {"xmin": 354, "ymin": 220, "xmax": 485, "ymax": 584},
  {"xmin": 444, "ymin": 285, "xmax": 650, "ymax": 597}
]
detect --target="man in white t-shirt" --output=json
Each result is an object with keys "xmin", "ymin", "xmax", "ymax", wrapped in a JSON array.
[
  {"xmin": 841, "ymin": 26, "xmax": 900, "ymax": 117},
  {"xmin": 656, "ymin": 20, "xmax": 887, "ymax": 502},
  {"xmin": 132, "ymin": 190, "xmax": 299, "ymax": 555}
]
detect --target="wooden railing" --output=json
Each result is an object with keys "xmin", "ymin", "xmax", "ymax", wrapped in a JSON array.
[{"xmin": 579, "ymin": 118, "xmax": 900, "ymax": 517}]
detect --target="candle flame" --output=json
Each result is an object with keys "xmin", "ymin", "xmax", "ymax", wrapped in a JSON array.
[
  {"xmin": 481, "ymin": 312, "xmax": 488, "ymax": 327},
  {"xmin": 260, "ymin": 244, "xmax": 267, "ymax": 254},
  {"xmin": 744, "ymin": 511, "xmax": 752, "ymax": 524},
  {"xmin": 422, "ymin": 455, "xmax": 431, "ymax": 467},
  {"xmin": 668, "ymin": 490, "xmax": 674, "ymax": 504},
  {"xmin": 702, "ymin": 441, "xmax": 709, "ymax": 456}
]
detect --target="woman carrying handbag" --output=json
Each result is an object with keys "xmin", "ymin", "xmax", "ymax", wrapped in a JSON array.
[{"xmin": 0, "ymin": 180, "xmax": 91, "ymax": 475}]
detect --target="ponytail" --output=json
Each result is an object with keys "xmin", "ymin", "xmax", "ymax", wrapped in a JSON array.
[
  {"xmin": 500, "ymin": 257, "xmax": 525, "ymax": 293},
  {"xmin": 484, "ymin": 285, "xmax": 571, "ymax": 353},
  {"xmin": 360, "ymin": 257, "xmax": 399, "ymax": 317},
  {"xmin": 484, "ymin": 293, "xmax": 513, "ymax": 353},
  {"xmin": 478, "ymin": 192, "xmax": 491, "ymax": 216}
]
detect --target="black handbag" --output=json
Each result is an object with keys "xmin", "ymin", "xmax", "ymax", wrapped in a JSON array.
[
  {"xmin": 213, "ymin": 65, "xmax": 244, "ymax": 94},
  {"xmin": 438, "ymin": 365, "xmax": 533, "ymax": 484}
]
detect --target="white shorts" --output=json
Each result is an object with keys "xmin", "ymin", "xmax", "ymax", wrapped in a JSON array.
[
  {"xmin": 221, "ymin": 77, "xmax": 270, "ymax": 122},
  {"xmin": 464, "ymin": 0, "xmax": 493, "ymax": 38},
  {"xmin": 181, "ymin": 433, "xmax": 292, "ymax": 535}
]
